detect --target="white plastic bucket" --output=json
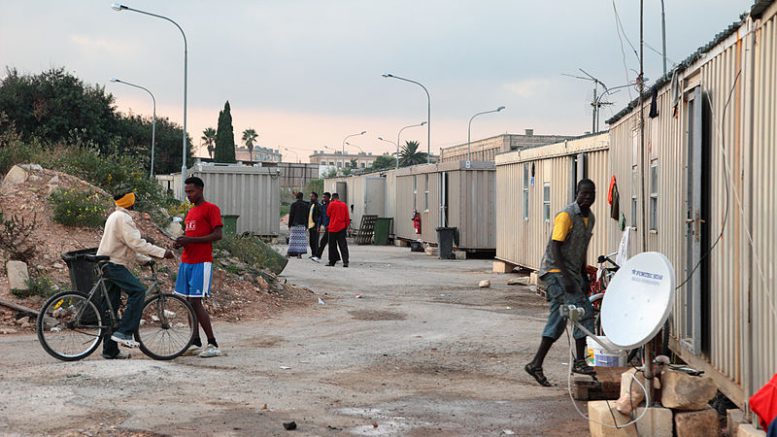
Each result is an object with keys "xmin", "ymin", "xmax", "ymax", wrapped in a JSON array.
[{"xmin": 586, "ymin": 336, "xmax": 627, "ymax": 367}]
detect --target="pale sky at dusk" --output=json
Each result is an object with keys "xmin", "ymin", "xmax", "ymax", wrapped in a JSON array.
[{"xmin": 0, "ymin": 1, "xmax": 753, "ymax": 161}]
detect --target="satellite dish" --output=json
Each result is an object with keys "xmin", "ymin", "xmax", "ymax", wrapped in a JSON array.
[{"xmin": 601, "ymin": 252, "xmax": 676, "ymax": 350}]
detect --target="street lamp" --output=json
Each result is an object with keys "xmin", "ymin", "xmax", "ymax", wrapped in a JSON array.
[
  {"xmin": 345, "ymin": 142, "xmax": 364, "ymax": 153},
  {"xmin": 396, "ymin": 121, "xmax": 426, "ymax": 169},
  {"xmin": 341, "ymin": 131, "xmax": 366, "ymax": 171},
  {"xmin": 467, "ymin": 106, "xmax": 505, "ymax": 165},
  {"xmin": 112, "ymin": 3, "xmax": 188, "ymax": 199},
  {"xmin": 283, "ymin": 147, "xmax": 299, "ymax": 163},
  {"xmin": 382, "ymin": 73, "xmax": 431, "ymax": 163},
  {"xmin": 110, "ymin": 78, "xmax": 156, "ymax": 178}
]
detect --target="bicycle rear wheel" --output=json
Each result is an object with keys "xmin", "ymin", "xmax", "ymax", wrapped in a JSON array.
[
  {"xmin": 37, "ymin": 291, "xmax": 104, "ymax": 361},
  {"xmin": 137, "ymin": 294, "xmax": 197, "ymax": 360}
]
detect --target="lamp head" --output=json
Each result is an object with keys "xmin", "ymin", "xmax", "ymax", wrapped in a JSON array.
[
  {"xmin": 382, "ymin": 74, "xmax": 393, "ymax": 78},
  {"xmin": 378, "ymin": 137, "xmax": 384, "ymax": 141},
  {"xmin": 110, "ymin": 78, "xmax": 120, "ymax": 83},
  {"xmin": 360, "ymin": 131, "xmax": 366, "ymax": 135},
  {"xmin": 420, "ymin": 121, "xmax": 427, "ymax": 126},
  {"xmin": 111, "ymin": 3, "xmax": 128, "ymax": 11},
  {"xmin": 497, "ymin": 106, "xmax": 506, "ymax": 111}
]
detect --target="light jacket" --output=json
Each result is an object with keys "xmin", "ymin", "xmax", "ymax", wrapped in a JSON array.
[{"xmin": 97, "ymin": 207, "xmax": 166, "ymax": 266}]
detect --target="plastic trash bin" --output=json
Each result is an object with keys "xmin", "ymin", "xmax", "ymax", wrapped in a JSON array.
[
  {"xmin": 373, "ymin": 217, "xmax": 393, "ymax": 245},
  {"xmin": 436, "ymin": 227, "xmax": 457, "ymax": 260},
  {"xmin": 221, "ymin": 215, "xmax": 239, "ymax": 235},
  {"xmin": 61, "ymin": 248, "xmax": 99, "ymax": 293}
]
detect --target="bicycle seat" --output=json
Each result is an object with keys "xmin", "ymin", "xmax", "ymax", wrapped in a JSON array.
[{"xmin": 85, "ymin": 254, "xmax": 110, "ymax": 263}]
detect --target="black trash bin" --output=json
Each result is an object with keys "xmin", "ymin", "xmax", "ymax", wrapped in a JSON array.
[
  {"xmin": 436, "ymin": 227, "xmax": 457, "ymax": 260},
  {"xmin": 61, "ymin": 248, "xmax": 99, "ymax": 293}
]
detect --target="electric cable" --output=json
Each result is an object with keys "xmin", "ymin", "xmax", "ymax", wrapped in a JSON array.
[{"xmin": 612, "ymin": 1, "xmax": 636, "ymax": 99}]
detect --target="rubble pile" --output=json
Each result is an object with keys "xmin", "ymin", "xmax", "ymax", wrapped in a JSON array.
[{"xmin": 0, "ymin": 164, "xmax": 312, "ymax": 333}]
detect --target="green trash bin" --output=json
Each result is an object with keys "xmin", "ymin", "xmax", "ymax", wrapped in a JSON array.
[
  {"xmin": 221, "ymin": 215, "xmax": 239, "ymax": 235},
  {"xmin": 373, "ymin": 217, "xmax": 393, "ymax": 245}
]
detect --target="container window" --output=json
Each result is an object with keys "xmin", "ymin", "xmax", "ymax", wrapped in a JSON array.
[
  {"xmin": 424, "ymin": 174, "xmax": 430, "ymax": 211},
  {"xmin": 413, "ymin": 175, "xmax": 417, "ymax": 208},
  {"xmin": 523, "ymin": 164, "xmax": 530, "ymax": 220},
  {"xmin": 543, "ymin": 183, "xmax": 551, "ymax": 222},
  {"xmin": 650, "ymin": 160, "xmax": 659, "ymax": 231}
]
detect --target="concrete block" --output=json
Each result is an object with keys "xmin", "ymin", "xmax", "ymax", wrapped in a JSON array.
[
  {"xmin": 7, "ymin": 260, "xmax": 30, "ymax": 291},
  {"xmin": 529, "ymin": 271, "xmax": 539, "ymax": 285},
  {"xmin": 737, "ymin": 424, "xmax": 767, "ymax": 437},
  {"xmin": 661, "ymin": 370, "xmax": 718, "ymax": 410},
  {"xmin": 727, "ymin": 409, "xmax": 746, "ymax": 437},
  {"xmin": 424, "ymin": 246, "xmax": 438, "ymax": 256},
  {"xmin": 614, "ymin": 368, "xmax": 647, "ymax": 414},
  {"xmin": 394, "ymin": 239, "xmax": 409, "ymax": 248},
  {"xmin": 507, "ymin": 276, "xmax": 530, "ymax": 286},
  {"xmin": 492, "ymin": 260, "xmax": 513, "ymax": 273},
  {"xmin": 674, "ymin": 406, "xmax": 721, "ymax": 437},
  {"xmin": 634, "ymin": 407, "xmax": 672, "ymax": 437},
  {"xmin": 453, "ymin": 250, "xmax": 466, "ymax": 260},
  {"xmin": 588, "ymin": 400, "xmax": 638, "ymax": 437}
]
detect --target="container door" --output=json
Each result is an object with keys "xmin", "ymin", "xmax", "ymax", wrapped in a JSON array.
[
  {"xmin": 682, "ymin": 86, "xmax": 706, "ymax": 354},
  {"xmin": 364, "ymin": 177, "xmax": 385, "ymax": 217},
  {"xmin": 439, "ymin": 172, "xmax": 448, "ymax": 227},
  {"xmin": 336, "ymin": 181, "xmax": 348, "ymax": 205}
]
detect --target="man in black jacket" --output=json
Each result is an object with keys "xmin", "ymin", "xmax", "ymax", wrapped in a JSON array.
[
  {"xmin": 287, "ymin": 192, "xmax": 310, "ymax": 258},
  {"xmin": 307, "ymin": 192, "xmax": 323, "ymax": 261}
]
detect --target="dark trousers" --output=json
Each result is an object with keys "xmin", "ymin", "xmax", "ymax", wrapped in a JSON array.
[
  {"xmin": 328, "ymin": 230, "xmax": 349, "ymax": 265},
  {"xmin": 317, "ymin": 230, "xmax": 331, "ymax": 259},
  {"xmin": 309, "ymin": 227, "xmax": 319, "ymax": 256},
  {"xmin": 101, "ymin": 263, "xmax": 147, "ymax": 356}
]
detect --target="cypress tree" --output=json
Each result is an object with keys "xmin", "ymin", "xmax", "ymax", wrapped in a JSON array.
[{"xmin": 214, "ymin": 101, "xmax": 236, "ymax": 163}]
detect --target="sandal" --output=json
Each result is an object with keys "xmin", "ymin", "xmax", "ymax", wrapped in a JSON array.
[
  {"xmin": 572, "ymin": 360, "xmax": 597, "ymax": 376},
  {"xmin": 525, "ymin": 363, "xmax": 552, "ymax": 387}
]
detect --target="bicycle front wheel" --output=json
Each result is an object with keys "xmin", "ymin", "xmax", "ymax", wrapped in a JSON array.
[
  {"xmin": 37, "ymin": 291, "xmax": 104, "ymax": 361},
  {"xmin": 137, "ymin": 294, "xmax": 197, "ymax": 360}
]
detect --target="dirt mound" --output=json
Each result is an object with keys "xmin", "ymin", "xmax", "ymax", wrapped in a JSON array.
[{"xmin": 0, "ymin": 164, "xmax": 312, "ymax": 334}]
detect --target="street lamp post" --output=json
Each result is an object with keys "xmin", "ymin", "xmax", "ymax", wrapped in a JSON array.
[
  {"xmin": 467, "ymin": 106, "xmax": 505, "ymax": 165},
  {"xmin": 341, "ymin": 131, "xmax": 366, "ymax": 172},
  {"xmin": 110, "ymin": 78, "xmax": 156, "ymax": 178},
  {"xmin": 395, "ymin": 121, "xmax": 426, "ymax": 169},
  {"xmin": 283, "ymin": 148, "xmax": 299, "ymax": 163},
  {"xmin": 382, "ymin": 74, "xmax": 431, "ymax": 163},
  {"xmin": 112, "ymin": 3, "xmax": 188, "ymax": 199}
]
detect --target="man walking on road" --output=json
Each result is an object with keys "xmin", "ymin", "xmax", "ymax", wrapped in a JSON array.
[
  {"xmin": 174, "ymin": 177, "xmax": 224, "ymax": 358},
  {"xmin": 326, "ymin": 192, "xmax": 350, "ymax": 267},
  {"xmin": 308, "ymin": 192, "xmax": 323, "ymax": 262},
  {"xmin": 97, "ymin": 191, "xmax": 175, "ymax": 359},
  {"xmin": 525, "ymin": 179, "xmax": 597, "ymax": 386},
  {"xmin": 314, "ymin": 192, "xmax": 333, "ymax": 264}
]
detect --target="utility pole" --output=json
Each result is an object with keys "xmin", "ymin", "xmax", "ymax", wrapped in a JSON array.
[
  {"xmin": 563, "ymin": 69, "xmax": 611, "ymax": 132},
  {"xmin": 661, "ymin": 0, "xmax": 668, "ymax": 76}
]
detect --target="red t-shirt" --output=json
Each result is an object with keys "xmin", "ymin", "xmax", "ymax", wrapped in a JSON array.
[
  {"xmin": 182, "ymin": 201, "xmax": 223, "ymax": 264},
  {"xmin": 327, "ymin": 200, "xmax": 350, "ymax": 233}
]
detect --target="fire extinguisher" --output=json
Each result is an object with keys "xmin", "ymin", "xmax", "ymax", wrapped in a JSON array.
[{"xmin": 412, "ymin": 210, "xmax": 422, "ymax": 235}]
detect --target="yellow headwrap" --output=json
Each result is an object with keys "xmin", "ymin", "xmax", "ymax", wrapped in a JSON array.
[{"xmin": 115, "ymin": 192, "xmax": 136, "ymax": 209}]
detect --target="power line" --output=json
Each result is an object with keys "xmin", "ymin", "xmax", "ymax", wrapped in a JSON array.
[{"xmin": 612, "ymin": 0, "xmax": 638, "ymax": 99}]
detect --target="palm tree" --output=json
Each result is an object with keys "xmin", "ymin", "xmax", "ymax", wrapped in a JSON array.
[
  {"xmin": 242, "ymin": 128, "xmax": 259, "ymax": 161},
  {"xmin": 201, "ymin": 127, "xmax": 217, "ymax": 158},
  {"xmin": 399, "ymin": 140, "xmax": 428, "ymax": 167}
]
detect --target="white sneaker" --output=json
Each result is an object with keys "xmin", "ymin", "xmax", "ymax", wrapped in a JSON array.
[
  {"xmin": 111, "ymin": 332, "xmax": 140, "ymax": 348},
  {"xmin": 183, "ymin": 344, "xmax": 202, "ymax": 356},
  {"xmin": 311, "ymin": 256, "xmax": 320, "ymax": 263},
  {"xmin": 199, "ymin": 344, "xmax": 222, "ymax": 358}
]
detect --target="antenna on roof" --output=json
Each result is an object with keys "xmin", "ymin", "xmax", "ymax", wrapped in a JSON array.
[{"xmin": 562, "ymin": 69, "xmax": 612, "ymax": 133}]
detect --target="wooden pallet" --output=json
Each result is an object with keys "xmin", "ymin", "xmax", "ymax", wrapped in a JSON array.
[
  {"xmin": 355, "ymin": 215, "xmax": 378, "ymax": 245},
  {"xmin": 571, "ymin": 366, "xmax": 631, "ymax": 401}
]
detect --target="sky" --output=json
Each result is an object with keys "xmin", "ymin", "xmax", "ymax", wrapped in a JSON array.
[{"xmin": 0, "ymin": 0, "xmax": 754, "ymax": 161}]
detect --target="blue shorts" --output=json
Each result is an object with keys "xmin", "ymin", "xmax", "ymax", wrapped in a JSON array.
[
  {"xmin": 540, "ymin": 273, "xmax": 594, "ymax": 341},
  {"xmin": 174, "ymin": 262, "xmax": 213, "ymax": 298}
]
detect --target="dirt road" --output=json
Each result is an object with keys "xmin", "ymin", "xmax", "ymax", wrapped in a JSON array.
[{"xmin": 0, "ymin": 245, "xmax": 587, "ymax": 436}]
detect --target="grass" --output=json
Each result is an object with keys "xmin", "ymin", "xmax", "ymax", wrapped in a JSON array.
[
  {"xmin": 12, "ymin": 275, "xmax": 59, "ymax": 299},
  {"xmin": 215, "ymin": 234, "xmax": 288, "ymax": 275},
  {"xmin": 280, "ymin": 203, "xmax": 290, "ymax": 218},
  {"xmin": 49, "ymin": 188, "xmax": 109, "ymax": 228}
]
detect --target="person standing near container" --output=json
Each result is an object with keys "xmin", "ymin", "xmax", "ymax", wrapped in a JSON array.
[
  {"xmin": 174, "ymin": 177, "xmax": 224, "ymax": 358},
  {"xmin": 287, "ymin": 192, "xmax": 310, "ymax": 259},
  {"xmin": 97, "ymin": 191, "xmax": 175, "ymax": 359},
  {"xmin": 524, "ymin": 179, "xmax": 597, "ymax": 386},
  {"xmin": 307, "ymin": 192, "xmax": 322, "ymax": 261},
  {"xmin": 326, "ymin": 192, "xmax": 350, "ymax": 267},
  {"xmin": 313, "ymin": 192, "xmax": 333, "ymax": 264}
]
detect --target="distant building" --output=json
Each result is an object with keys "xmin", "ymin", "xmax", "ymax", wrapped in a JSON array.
[
  {"xmin": 235, "ymin": 146, "xmax": 282, "ymax": 163},
  {"xmin": 309, "ymin": 150, "xmax": 377, "ymax": 170},
  {"xmin": 439, "ymin": 130, "xmax": 575, "ymax": 163}
]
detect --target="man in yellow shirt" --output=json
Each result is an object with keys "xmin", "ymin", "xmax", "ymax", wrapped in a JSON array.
[{"xmin": 525, "ymin": 179, "xmax": 596, "ymax": 386}]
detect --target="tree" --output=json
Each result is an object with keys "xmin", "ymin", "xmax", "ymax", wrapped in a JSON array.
[
  {"xmin": 241, "ymin": 128, "xmax": 258, "ymax": 161},
  {"xmin": 349, "ymin": 159, "xmax": 357, "ymax": 169},
  {"xmin": 214, "ymin": 101, "xmax": 236, "ymax": 163},
  {"xmin": 113, "ymin": 114, "xmax": 194, "ymax": 175},
  {"xmin": 369, "ymin": 155, "xmax": 395, "ymax": 171},
  {"xmin": 399, "ymin": 140, "xmax": 428, "ymax": 167},
  {"xmin": 201, "ymin": 127, "xmax": 216, "ymax": 158}
]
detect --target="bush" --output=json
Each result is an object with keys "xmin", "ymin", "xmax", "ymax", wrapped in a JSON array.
[
  {"xmin": 0, "ymin": 212, "xmax": 37, "ymax": 261},
  {"xmin": 215, "ymin": 235, "xmax": 287, "ymax": 275},
  {"xmin": 49, "ymin": 188, "xmax": 109, "ymax": 228},
  {"xmin": 12, "ymin": 275, "xmax": 59, "ymax": 299}
]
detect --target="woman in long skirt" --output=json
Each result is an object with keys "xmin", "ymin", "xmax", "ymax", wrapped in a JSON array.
[{"xmin": 287, "ymin": 224, "xmax": 308, "ymax": 258}]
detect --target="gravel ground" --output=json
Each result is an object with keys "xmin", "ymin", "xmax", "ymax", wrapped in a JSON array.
[{"xmin": 0, "ymin": 244, "xmax": 588, "ymax": 437}]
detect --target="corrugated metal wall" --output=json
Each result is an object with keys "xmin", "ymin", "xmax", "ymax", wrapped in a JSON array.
[
  {"xmin": 605, "ymin": 3, "xmax": 777, "ymax": 406},
  {"xmin": 495, "ymin": 134, "xmax": 609, "ymax": 270},
  {"xmin": 190, "ymin": 165, "xmax": 280, "ymax": 236}
]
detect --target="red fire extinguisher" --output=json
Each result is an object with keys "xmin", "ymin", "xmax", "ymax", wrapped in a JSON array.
[{"xmin": 412, "ymin": 210, "xmax": 422, "ymax": 235}]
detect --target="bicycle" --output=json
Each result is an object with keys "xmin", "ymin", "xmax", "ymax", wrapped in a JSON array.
[
  {"xmin": 36, "ymin": 255, "xmax": 198, "ymax": 361},
  {"xmin": 587, "ymin": 252, "xmax": 620, "ymax": 336}
]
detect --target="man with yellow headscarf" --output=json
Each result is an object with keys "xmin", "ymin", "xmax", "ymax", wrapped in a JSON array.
[{"xmin": 96, "ymin": 191, "xmax": 175, "ymax": 359}]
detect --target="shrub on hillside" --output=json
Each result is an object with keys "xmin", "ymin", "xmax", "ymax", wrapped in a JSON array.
[
  {"xmin": 49, "ymin": 188, "xmax": 109, "ymax": 228},
  {"xmin": 215, "ymin": 235, "xmax": 287, "ymax": 275},
  {"xmin": 12, "ymin": 275, "xmax": 59, "ymax": 299}
]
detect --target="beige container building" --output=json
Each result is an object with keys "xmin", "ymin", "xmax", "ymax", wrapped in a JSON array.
[
  {"xmin": 494, "ymin": 133, "xmax": 610, "ymax": 271},
  {"xmin": 603, "ymin": 1, "xmax": 776, "ymax": 408}
]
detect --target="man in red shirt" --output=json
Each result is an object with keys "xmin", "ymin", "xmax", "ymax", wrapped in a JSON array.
[
  {"xmin": 326, "ymin": 192, "xmax": 350, "ymax": 267},
  {"xmin": 174, "ymin": 177, "xmax": 223, "ymax": 358}
]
